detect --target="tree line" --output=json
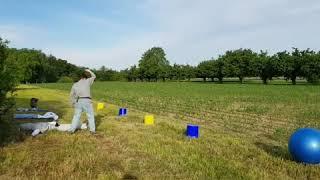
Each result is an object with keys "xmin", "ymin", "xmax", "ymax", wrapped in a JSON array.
[
  {"xmin": 1, "ymin": 36, "xmax": 320, "ymax": 86},
  {"xmin": 6, "ymin": 48, "xmax": 83, "ymax": 83},
  {"xmin": 125, "ymin": 47, "xmax": 320, "ymax": 85}
]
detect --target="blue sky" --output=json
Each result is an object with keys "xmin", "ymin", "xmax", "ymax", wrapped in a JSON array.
[{"xmin": 1, "ymin": 0, "xmax": 320, "ymax": 70}]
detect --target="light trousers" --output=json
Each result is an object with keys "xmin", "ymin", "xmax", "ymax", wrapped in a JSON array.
[{"xmin": 69, "ymin": 99, "xmax": 95, "ymax": 133}]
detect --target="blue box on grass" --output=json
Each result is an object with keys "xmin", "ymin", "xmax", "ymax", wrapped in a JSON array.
[
  {"xmin": 186, "ymin": 124, "xmax": 199, "ymax": 138},
  {"xmin": 118, "ymin": 108, "xmax": 127, "ymax": 116}
]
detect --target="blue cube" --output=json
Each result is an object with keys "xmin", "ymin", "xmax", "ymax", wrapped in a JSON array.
[
  {"xmin": 187, "ymin": 124, "xmax": 199, "ymax": 138},
  {"xmin": 118, "ymin": 108, "xmax": 127, "ymax": 116}
]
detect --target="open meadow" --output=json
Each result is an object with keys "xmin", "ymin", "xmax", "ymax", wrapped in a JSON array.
[
  {"xmin": 2, "ymin": 1, "xmax": 320, "ymax": 179},
  {"xmin": 1, "ymin": 82, "xmax": 320, "ymax": 179}
]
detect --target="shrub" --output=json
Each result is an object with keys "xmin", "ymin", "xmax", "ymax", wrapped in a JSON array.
[
  {"xmin": 0, "ymin": 37, "xmax": 20, "ymax": 145},
  {"xmin": 57, "ymin": 76, "xmax": 74, "ymax": 83}
]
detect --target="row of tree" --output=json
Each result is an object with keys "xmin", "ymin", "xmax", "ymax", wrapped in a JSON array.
[
  {"xmin": 124, "ymin": 47, "xmax": 320, "ymax": 84},
  {"xmin": 2, "ymin": 40, "xmax": 124, "ymax": 83},
  {"xmin": 1, "ymin": 36, "xmax": 320, "ymax": 85},
  {"xmin": 6, "ymin": 48, "xmax": 83, "ymax": 83},
  {"xmin": 93, "ymin": 66, "xmax": 125, "ymax": 81}
]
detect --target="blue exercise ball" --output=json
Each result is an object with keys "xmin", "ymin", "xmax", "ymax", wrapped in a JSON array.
[{"xmin": 288, "ymin": 128, "xmax": 320, "ymax": 164}]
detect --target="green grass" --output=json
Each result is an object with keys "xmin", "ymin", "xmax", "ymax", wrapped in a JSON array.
[
  {"xmin": 1, "ymin": 82, "xmax": 320, "ymax": 179},
  {"xmin": 37, "ymin": 82, "xmax": 320, "ymax": 140}
]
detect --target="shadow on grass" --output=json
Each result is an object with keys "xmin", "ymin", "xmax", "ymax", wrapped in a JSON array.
[
  {"xmin": 95, "ymin": 114, "xmax": 104, "ymax": 128},
  {"xmin": 122, "ymin": 173, "xmax": 138, "ymax": 180},
  {"xmin": 191, "ymin": 81, "xmax": 311, "ymax": 86},
  {"xmin": 15, "ymin": 87, "xmax": 40, "ymax": 91},
  {"xmin": 255, "ymin": 142, "xmax": 292, "ymax": 161},
  {"xmin": 0, "ymin": 112, "xmax": 27, "ymax": 147},
  {"xmin": 0, "ymin": 153, "xmax": 5, "ymax": 162}
]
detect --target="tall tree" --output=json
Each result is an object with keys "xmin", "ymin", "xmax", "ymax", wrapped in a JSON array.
[
  {"xmin": 159, "ymin": 64, "xmax": 171, "ymax": 81},
  {"xmin": 278, "ymin": 48, "xmax": 304, "ymax": 85},
  {"xmin": 197, "ymin": 60, "xmax": 211, "ymax": 82},
  {"xmin": 125, "ymin": 65, "xmax": 139, "ymax": 82},
  {"xmin": 0, "ymin": 38, "xmax": 20, "ymax": 145},
  {"xmin": 0, "ymin": 38, "xmax": 19, "ymax": 101},
  {"xmin": 224, "ymin": 49, "xmax": 257, "ymax": 83},
  {"xmin": 138, "ymin": 47, "xmax": 169, "ymax": 81},
  {"xmin": 252, "ymin": 51, "xmax": 279, "ymax": 84},
  {"xmin": 172, "ymin": 64, "xmax": 185, "ymax": 81},
  {"xmin": 184, "ymin": 65, "xmax": 196, "ymax": 81},
  {"xmin": 301, "ymin": 49, "xmax": 320, "ymax": 84},
  {"xmin": 212, "ymin": 58, "xmax": 225, "ymax": 83}
]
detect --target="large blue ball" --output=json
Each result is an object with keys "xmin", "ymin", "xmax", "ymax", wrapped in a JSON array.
[{"xmin": 288, "ymin": 128, "xmax": 320, "ymax": 164}]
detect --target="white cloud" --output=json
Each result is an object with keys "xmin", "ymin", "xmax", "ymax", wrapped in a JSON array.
[
  {"xmin": 2, "ymin": 0, "xmax": 320, "ymax": 70},
  {"xmin": 134, "ymin": 0, "xmax": 320, "ymax": 64}
]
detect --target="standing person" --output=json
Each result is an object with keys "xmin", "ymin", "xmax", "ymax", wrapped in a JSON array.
[{"xmin": 69, "ymin": 69, "xmax": 96, "ymax": 134}]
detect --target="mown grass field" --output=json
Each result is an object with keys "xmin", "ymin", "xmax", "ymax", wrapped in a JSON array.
[{"xmin": 1, "ymin": 82, "xmax": 320, "ymax": 179}]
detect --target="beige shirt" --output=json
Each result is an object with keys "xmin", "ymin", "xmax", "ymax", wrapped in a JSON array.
[{"xmin": 70, "ymin": 69, "xmax": 96, "ymax": 105}]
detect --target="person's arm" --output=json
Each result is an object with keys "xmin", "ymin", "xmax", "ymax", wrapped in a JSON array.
[{"xmin": 85, "ymin": 69, "xmax": 96, "ymax": 85}]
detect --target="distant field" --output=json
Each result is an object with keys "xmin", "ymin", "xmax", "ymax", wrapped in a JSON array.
[
  {"xmin": 37, "ymin": 81, "xmax": 320, "ymax": 141},
  {"xmin": 1, "ymin": 82, "xmax": 319, "ymax": 179}
]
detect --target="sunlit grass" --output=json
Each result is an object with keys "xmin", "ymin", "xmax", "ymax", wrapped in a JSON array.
[{"xmin": 0, "ymin": 83, "xmax": 320, "ymax": 179}]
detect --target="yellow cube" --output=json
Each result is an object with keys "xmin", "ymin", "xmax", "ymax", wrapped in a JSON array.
[
  {"xmin": 97, "ymin": 102, "xmax": 105, "ymax": 111},
  {"xmin": 144, "ymin": 115, "xmax": 154, "ymax": 125}
]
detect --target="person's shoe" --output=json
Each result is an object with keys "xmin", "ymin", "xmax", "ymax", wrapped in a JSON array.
[{"xmin": 32, "ymin": 129, "xmax": 41, "ymax": 136}]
